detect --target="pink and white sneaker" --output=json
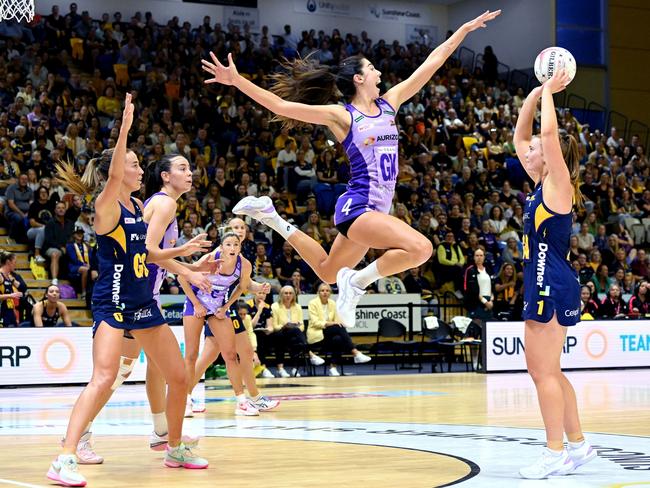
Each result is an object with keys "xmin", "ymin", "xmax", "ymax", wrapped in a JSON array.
[
  {"xmin": 47, "ymin": 454, "xmax": 87, "ymax": 487},
  {"xmin": 191, "ymin": 398, "xmax": 206, "ymax": 413},
  {"xmin": 76, "ymin": 432, "xmax": 103, "ymax": 465},
  {"xmin": 235, "ymin": 399, "xmax": 260, "ymax": 416},
  {"xmin": 232, "ymin": 195, "xmax": 276, "ymax": 223}
]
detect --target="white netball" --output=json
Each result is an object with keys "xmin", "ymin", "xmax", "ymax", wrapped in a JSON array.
[{"xmin": 534, "ymin": 47, "xmax": 577, "ymax": 84}]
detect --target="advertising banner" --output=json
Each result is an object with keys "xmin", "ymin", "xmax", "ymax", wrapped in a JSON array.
[
  {"xmin": 484, "ymin": 320, "xmax": 650, "ymax": 372},
  {"xmin": 0, "ymin": 326, "xmax": 202, "ymax": 386},
  {"xmin": 223, "ymin": 6, "xmax": 259, "ymax": 30}
]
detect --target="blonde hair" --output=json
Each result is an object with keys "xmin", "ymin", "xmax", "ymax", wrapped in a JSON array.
[
  {"xmin": 54, "ymin": 149, "xmax": 115, "ymax": 195},
  {"xmin": 278, "ymin": 285, "xmax": 297, "ymax": 307},
  {"xmin": 559, "ymin": 133, "xmax": 583, "ymax": 206}
]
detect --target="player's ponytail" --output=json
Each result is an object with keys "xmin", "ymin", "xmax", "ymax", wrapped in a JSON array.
[
  {"xmin": 559, "ymin": 133, "xmax": 583, "ymax": 206},
  {"xmin": 269, "ymin": 54, "xmax": 364, "ymax": 129},
  {"xmin": 144, "ymin": 154, "xmax": 182, "ymax": 200},
  {"xmin": 54, "ymin": 149, "xmax": 114, "ymax": 195}
]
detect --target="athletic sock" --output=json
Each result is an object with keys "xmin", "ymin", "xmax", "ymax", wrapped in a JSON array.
[
  {"xmin": 547, "ymin": 440, "xmax": 564, "ymax": 452},
  {"xmin": 568, "ymin": 440, "xmax": 585, "ymax": 449},
  {"xmin": 350, "ymin": 261, "xmax": 383, "ymax": 289},
  {"xmin": 236, "ymin": 393, "xmax": 247, "ymax": 404},
  {"xmin": 262, "ymin": 212, "xmax": 297, "ymax": 240},
  {"xmin": 152, "ymin": 412, "xmax": 167, "ymax": 436}
]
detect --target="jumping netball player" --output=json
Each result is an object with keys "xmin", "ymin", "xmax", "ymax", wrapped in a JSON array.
[
  {"xmin": 179, "ymin": 230, "xmax": 265, "ymax": 415},
  {"xmin": 186, "ymin": 218, "xmax": 280, "ymax": 414},
  {"xmin": 514, "ymin": 70, "xmax": 596, "ymax": 478},
  {"xmin": 48, "ymin": 94, "xmax": 207, "ymax": 487},
  {"xmin": 202, "ymin": 10, "xmax": 500, "ymax": 326}
]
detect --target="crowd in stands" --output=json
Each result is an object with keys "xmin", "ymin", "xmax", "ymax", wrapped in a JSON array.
[{"xmin": 0, "ymin": 3, "xmax": 648, "ymax": 328}]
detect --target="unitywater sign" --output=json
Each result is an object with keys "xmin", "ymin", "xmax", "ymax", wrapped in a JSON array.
[
  {"xmin": 223, "ymin": 6, "xmax": 259, "ymax": 30},
  {"xmin": 484, "ymin": 320, "xmax": 650, "ymax": 372},
  {"xmin": 297, "ymin": 293, "xmax": 421, "ymax": 333},
  {"xmin": 295, "ymin": 0, "xmax": 362, "ymax": 17}
]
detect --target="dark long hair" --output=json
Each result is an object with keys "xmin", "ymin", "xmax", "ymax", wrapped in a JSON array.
[
  {"xmin": 143, "ymin": 153, "xmax": 184, "ymax": 200},
  {"xmin": 54, "ymin": 149, "xmax": 114, "ymax": 195},
  {"xmin": 269, "ymin": 54, "xmax": 365, "ymax": 129}
]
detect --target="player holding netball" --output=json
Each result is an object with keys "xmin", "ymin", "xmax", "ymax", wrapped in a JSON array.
[{"xmin": 515, "ymin": 70, "xmax": 596, "ymax": 478}]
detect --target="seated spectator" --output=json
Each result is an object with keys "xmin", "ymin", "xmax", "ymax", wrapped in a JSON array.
[
  {"xmin": 501, "ymin": 237, "xmax": 523, "ymax": 277},
  {"xmin": 274, "ymin": 241, "xmax": 302, "ymax": 284},
  {"xmin": 579, "ymin": 285, "xmax": 599, "ymax": 320},
  {"xmin": 628, "ymin": 280, "xmax": 650, "ymax": 318},
  {"xmin": 436, "ymin": 231, "xmax": 466, "ymax": 291},
  {"xmin": 254, "ymin": 260, "xmax": 282, "ymax": 295},
  {"xmin": 66, "ymin": 228, "xmax": 91, "ymax": 299},
  {"xmin": 378, "ymin": 273, "xmax": 407, "ymax": 294},
  {"xmin": 74, "ymin": 205, "xmax": 95, "ymax": 244},
  {"xmin": 27, "ymin": 185, "xmax": 55, "ymax": 264},
  {"xmin": 463, "ymin": 248, "xmax": 494, "ymax": 322},
  {"xmin": 5, "ymin": 172, "xmax": 32, "ymax": 242},
  {"xmin": 631, "ymin": 249, "xmax": 649, "ymax": 280},
  {"xmin": 307, "ymin": 283, "xmax": 371, "ymax": 376},
  {"xmin": 598, "ymin": 283, "xmax": 627, "ymax": 319},
  {"xmin": 576, "ymin": 222, "xmax": 595, "ymax": 253},
  {"xmin": 43, "ymin": 201, "xmax": 75, "ymax": 284},
  {"xmin": 591, "ymin": 264, "xmax": 612, "ymax": 296},
  {"xmin": 270, "ymin": 285, "xmax": 323, "ymax": 377},
  {"xmin": 0, "ymin": 250, "xmax": 27, "ymax": 327},
  {"xmin": 493, "ymin": 262, "xmax": 522, "ymax": 320},
  {"xmin": 32, "ymin": 285, "xmax": 76, "ymax": 327},
  {"xmin": 289, "ymin": 270, "xmax": 308, "ymax": 295}
]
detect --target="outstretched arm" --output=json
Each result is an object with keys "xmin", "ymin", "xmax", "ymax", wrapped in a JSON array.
[
  {"xmin": 384, "ymin": 10, "xmax": 500, "ymax": 110},
  {"xmin": 202, "ymin": 52, "xmax": 348, "ymax": 140}
]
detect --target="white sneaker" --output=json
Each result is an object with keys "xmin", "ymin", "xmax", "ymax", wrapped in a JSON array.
[
  {"xmin": 277, "ymin": 367, "xmax": 290, "ymax": 378},
  {"xmin": 75, "ymin": 432, "xmax": 103, "ymax": 465},
  {"xmin": 184, "ymin": 396, "xmax": 194, "ymax": 418},
  {"xmin": 232, "ymin": 195, "xmax": 276, "ymax": 224},
  {"xmin": 329, "ymin": 366, "xmax": 340, "ymax": 377},
  {"xmin": 149, "ymin": 432, "xmax": 200, "ymax": 451},
  {"xmin": 235, "ymin": 399, "xmax": 260, "ymax": 416},
  {"xmin": 191, "ymin": 398, "xmax": 206, "ymax": 413},
  {"xmin": 336, "ymin": 267, "xmax": 365, "ymax": 327},
  {"xmin": 52, "ymin": 278, "xmax": 59, "ymax": 286},
  {"xmin": 519, "ymin": 448, "xmax": 575, "ymax": 479},
  {"xmin": 261, "ymin": 368, "xmax": 275, "ymax": 378},
  {"xmin": 354, "ymin": 352, "xmax": 371, "ymax": 364},
  {"xmin": 310, "ymin": 354, "xmax": 325, "ymax": 366},
  {"xmin": 250, "ymin": 395, "xmax": 280, "ymax": 411},
  {"xmin": 568, "ymin": 440, "xmax": 597, "ymax": 470},
  {"xmin": 35, "ymin": 255, "xmax": 46, "ymax": 265},
  {"xmin": 290, "ymin": 368, "xmax": 301, "ymax": 377},
  {"xmin": 47, "ymin": 454, "xmax": 87, "ymax": 487}
]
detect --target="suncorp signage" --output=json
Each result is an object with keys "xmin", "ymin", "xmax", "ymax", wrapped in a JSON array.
[{"xmin": 484, "ymin": 320, "xmax": 650, "ymax": 372}]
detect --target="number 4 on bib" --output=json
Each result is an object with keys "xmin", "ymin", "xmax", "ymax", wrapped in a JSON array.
[{"xmin": 342, "ymin": 198, "xmax": 353, "ymax": 215}]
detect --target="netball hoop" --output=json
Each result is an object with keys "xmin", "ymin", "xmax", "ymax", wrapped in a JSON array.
[{"xmin": 0, "ymin": 0, "xmax": 34, "ymax": 22}]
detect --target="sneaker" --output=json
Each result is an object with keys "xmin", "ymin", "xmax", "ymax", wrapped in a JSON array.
[
  {"xmin": 184, "ymin": 396, "xmax": 194, "ymax": 418},
  {"xmin": 150, "ymin": 432, "xmax": 200, "ymax": 451},
  {"xmin": 329, "ymin": 366, "xmax": 341, "ymax": 377},
  {"xmin": 35, "ymin": 255, "xmax": 46, "ymax": 265},
  {"xmin": 519, "ymin": 448, "xmax": 575, "ymax": 479},
  {"xmin": 52, "ymin": 278, "xmax": 59, "ymax": 285},
  {"xmin": 232, "ymin": 195, "xmax": 276, "ymax": 224},
  {"xmin": 277, "ymin": 367, "xmax": 290, "ymax": 378},
  {"xmin": 235, "ymin": 399, "xmax": 260, "ymax": 416},
  {"xmin": 261, "ymin": 368, "xmax": 275, "ymax": 378},
  {"xmin": 290, "ymin": 368, "xmax": 301, "ymax": 377},
  {"xmin": 568, "ymin": 440, "xmax": 597, "ymax": 470},
  {"xmin": 336, "ymin": 267, "xmax": 365, "ymax": 327},
  {"xmin": 310, "ymin": 354, "xmax": 325, "ymax": 366},
  {"xmin": 164, "ymin": 443, "xmax": 208, "ymax": 469},
  {"xmin": 76, "ymin": 432, "xmax": 103, "ymax": 465},
  {"xmin": 354, "ymin": 352, "xmax": 372, "ymax": 364},
  {"xmin": 47, "ymin": 454, "xmax": 87, "ymax": 487},
  {"xmin": 250, "ymin": 395, "xmax": 280, "ymax": 411},
  {"xmin": 191, "ymin": 398, "xmax": 206, "ymax": 413}
]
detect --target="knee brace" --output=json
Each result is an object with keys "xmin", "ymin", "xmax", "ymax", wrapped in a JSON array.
[{"xmin": 111, "ymin": 356, "xmax": 136, "ymax": 390}]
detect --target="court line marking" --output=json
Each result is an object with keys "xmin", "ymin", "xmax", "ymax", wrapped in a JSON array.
[{"xmin": 0, "ymin": 480, "xmax": 46, "ymax": 488}]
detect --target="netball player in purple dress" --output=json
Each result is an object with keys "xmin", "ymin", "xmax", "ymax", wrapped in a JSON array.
[{"xmin": 202, "ymin": 10, "xmax": 500, "ymax": 326}]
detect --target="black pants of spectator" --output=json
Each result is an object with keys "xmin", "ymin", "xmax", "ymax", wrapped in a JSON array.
[
  {"xmin": 437, "ymin": 264, "xmax": 463, "ymax": 291},
  {"xmin": 311, "ymin": 325, "xmax": 355, "ymax": 365},
  {"xmin": 273, "ymin": 326, "xmax": 307, "ymax": 369},
  {"xmin": 254, "ymin": 329, "xmax": 273, "ymax": 365},
  {"xmin": 6, "ymin": 211, "xmax": 27, "ymax": 243}
]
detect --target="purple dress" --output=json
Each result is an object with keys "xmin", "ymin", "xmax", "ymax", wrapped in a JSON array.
[{"xmin": 333, "ymin": 97, "xmax": 399, "ymax": 226}]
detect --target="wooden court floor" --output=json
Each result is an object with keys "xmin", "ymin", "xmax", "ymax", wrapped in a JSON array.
[{"xmin": 1, "ymin": 370, "xmax": 649, "ymax": 488}]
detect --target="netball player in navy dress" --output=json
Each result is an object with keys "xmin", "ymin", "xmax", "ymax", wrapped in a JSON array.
[
  {"xmin": 48, "ymin": 95, "xmax": 207, "ymax": 488},
  {"xmin": 514, "ymin": 71, "xmax": 596, "ymax": 479},
  {"xmin": 202, "ymin": 10, "xmax": 500, "ymax": 327}
]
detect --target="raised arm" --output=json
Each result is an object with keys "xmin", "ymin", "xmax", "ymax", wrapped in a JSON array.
[
  {"xmin": 202, "ymin": 52, "xmax": 348, "ymax": 140},
  {"xmin": 94, "ymin": 93, "xmax": 133, "ymax": 235},
  {"xmin": 384, "ymin": 10, "xmax": 500, "ymax": 110},
  {"xmin": 514, "ymin": 86, "xmax": 543, "ymax": 166},
  {"xmin": 540, "ymin": 69, "xmax": 573, "ymax": 212}
]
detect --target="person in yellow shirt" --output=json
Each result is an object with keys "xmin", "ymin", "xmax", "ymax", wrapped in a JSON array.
[
  {"xmin": 96, "ymin": 86, "xmax": 121, "ymax": 117},
  {"xmin": 271, "ymin": 285, "xmax": 323, "ymax": 377},
  {"xmin": 307, "ymin": 283, "xmax": 371, "ymax": 376}
]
